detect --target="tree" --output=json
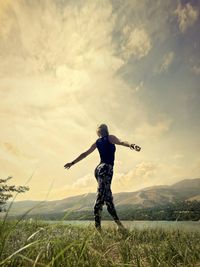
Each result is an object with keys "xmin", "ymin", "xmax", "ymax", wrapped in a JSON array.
[{"xmin": 0, "ymin": 176, "xmax": 29, "ymax": 212}]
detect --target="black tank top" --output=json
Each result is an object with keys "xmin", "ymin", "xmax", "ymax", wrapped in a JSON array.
[{"xmin": 96, "ymin": 134, "xmax": 116, "ymax": 166}]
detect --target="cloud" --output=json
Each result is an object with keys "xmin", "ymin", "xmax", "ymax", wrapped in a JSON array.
[
  {"xmin": 159, "ymin": 52, "xmax": 174, "ymax": 72},
  {"xmin": 71, "ymin": 161, "xmax": 159, "ymax": 194},
  {"xmin": 0, "ymin": 0, "xmax": 148, "ymax": 200},
  {"xmin": 191, "ymin": 158, "xmax": 200, "ymax": 177},
  {"xmin": 175, "ymin": 3, "xmax": 199, "ymax": 33},
  {"xmin": 0, "ymin": 0, "xmax": 199, "ymax": 201},
  {"xmin": 192, "ymin": 65, "xmax": 200, "ymax": 75},
  {"xmin": 121, "ymin": 27, "xmax": 152, "ymax": 60},
  {"xmin": 0, "ymin": 0, "xmax": 123, "ymax": 77},
  {"xmin": 1, "ymin": 142, "xmax": 34, "ymax": 159},
  {"xmin": 134, "ymin": 161, "xmax": 157, "ymax": 179},
  {"xmin": 112, "ymin": 161, "xmax": 160, "ymax": 192},
  {"xmin": 72, "ymin": 173, "xmax": 96, "ymax": 189},
  {"xmin": 133, "ymin": 81, "xmax": 144, "ymax": 93},
  {"xmin": 133, "ymin": 116, "xmax": 172, "ymax": 141},
  {"xmin": 173, "ymin": 154, "xmax": 184, "ymax": 160}
]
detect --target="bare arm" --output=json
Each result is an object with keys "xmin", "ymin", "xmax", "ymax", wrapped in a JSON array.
[
  {"xmin": 109, "ymin": 135, "xmax": 141, "ymax": 151},
  {"xmin": 64, "ymin": 142, "xmax": 97, "ymax": 169}
]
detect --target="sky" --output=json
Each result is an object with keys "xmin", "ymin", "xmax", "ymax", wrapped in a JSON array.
[{"xmin": 0, "ymin": 0, "xmax": 200, "ymax": 201}]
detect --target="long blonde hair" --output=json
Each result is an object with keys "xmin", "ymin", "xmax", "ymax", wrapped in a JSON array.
[{"xmin": 96, "ymin": 123, "xmax": 109, "ymax": 137}]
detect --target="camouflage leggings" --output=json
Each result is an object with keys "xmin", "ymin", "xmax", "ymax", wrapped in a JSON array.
[{"xmin": 94, "ymin": 163, "xmax": 120, "ymax": 228}]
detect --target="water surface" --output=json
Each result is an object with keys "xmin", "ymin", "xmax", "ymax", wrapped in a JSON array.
[{"xmin": 45, "ymin": 220, "xmax": 200, "ymax": 232}]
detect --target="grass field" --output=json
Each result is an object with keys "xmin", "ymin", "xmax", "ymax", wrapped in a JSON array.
[{"xmin": 0, "ymin": 219, "xmax": 200, "ymax": 267}]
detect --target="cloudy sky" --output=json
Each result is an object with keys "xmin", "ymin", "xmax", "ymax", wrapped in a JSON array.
[{"xmin": 0, "ymin": 0, "xmax": 200, "ymax": 201}]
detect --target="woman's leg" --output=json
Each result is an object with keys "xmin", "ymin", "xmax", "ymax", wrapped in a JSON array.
[
  {"xmin": 104, "ymin": 180, "xmax": 124, "ymax": 227},
  {"xmin": 103, "ymin": 165, "xmax": 125, "ymax": 228},
  {"xmin": 94, "ymin": 176, "xmax": 105, "ymax": 230},
  {"xmin": 94, "ymin": 163, "xmax": 125, "ymax": 230},
  {"xmin": 94, "ymin": 164, "xmax": 108, "ymax": 230}
]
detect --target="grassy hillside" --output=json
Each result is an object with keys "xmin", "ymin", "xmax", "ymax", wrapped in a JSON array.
[{"xmin": 8, "ymin": 178, "xmax": 200, "ymax": 216}]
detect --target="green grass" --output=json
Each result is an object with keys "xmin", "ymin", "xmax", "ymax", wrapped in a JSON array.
[{"xmin": 0, "ymin": 219, "xmax": 200, "ymax": 267}]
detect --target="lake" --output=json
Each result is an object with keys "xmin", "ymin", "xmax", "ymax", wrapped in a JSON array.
[{"xmin": 45, "ymin": 220, "xmax": 200, "ymax": 232}]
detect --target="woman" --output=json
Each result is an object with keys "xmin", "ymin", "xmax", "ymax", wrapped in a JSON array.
[{"xmin": 64, "ymin": 123, "xmax": 141, "ymax": 231}]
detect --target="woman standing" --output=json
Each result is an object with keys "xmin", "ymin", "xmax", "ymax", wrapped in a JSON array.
[{"xmin": 64, "ymin": 123, "xmax": 141, "ymax": 231}]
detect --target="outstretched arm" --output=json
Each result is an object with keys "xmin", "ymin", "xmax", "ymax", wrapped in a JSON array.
[
  {"xmin": 109, "ymin": 135, "xmax": 141, "ymax": 151},
  {"xmin": 64, "ymin": 142, "xmax": 97, "ymax": 169}
]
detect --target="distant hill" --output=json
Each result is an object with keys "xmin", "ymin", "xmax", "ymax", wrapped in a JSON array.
[{"xmin": 6, "ymin": 178, "xmax": 200, "ymax": 216}]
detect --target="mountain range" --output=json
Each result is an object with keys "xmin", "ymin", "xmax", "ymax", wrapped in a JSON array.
[{"xmin": 6, "ymin": 178, "xmax": 200, "ymax": 216}]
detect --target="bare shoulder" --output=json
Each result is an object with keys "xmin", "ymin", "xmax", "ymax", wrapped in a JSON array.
[
  {"xmin": 108, "ymin": 134, "xmax": 116, "ymax": 141},
  {"xmin": 108, "ymin": 134, "xmax": 121, "ymax": 144}
]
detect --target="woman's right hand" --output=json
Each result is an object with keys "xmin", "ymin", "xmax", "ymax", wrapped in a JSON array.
[
  {"xmin": 130, "ymin": 144, "xmax": 141, "ymax": 151},
  {"xmin": 135, "ymin": 145, "xmax": 141, "ymax": 151}
]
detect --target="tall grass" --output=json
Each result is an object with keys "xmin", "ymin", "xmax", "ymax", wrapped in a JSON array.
[{"xmin": 0, "ymin": 219, "xmax": 200, "ymax": 267}]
